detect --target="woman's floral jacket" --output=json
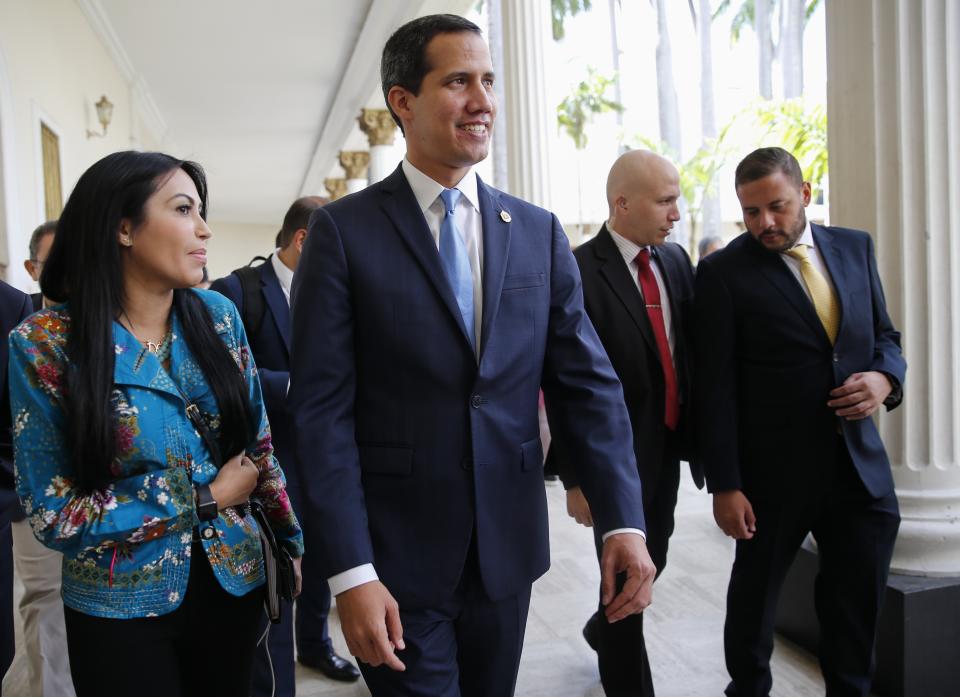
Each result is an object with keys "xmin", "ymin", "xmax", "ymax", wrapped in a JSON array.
[{"xmin": 9, "ymin": 289, "xmax": 304, "ymax": 619}]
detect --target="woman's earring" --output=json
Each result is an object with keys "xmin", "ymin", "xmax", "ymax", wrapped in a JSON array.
[{"xmin": 120, "ymin": 236, "xmax": 132, "ymax": 247}]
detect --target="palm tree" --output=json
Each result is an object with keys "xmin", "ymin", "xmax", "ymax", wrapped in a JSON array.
[{"xmin": 690, "ymin": 0, "xmax": 721, "ymax": 239}]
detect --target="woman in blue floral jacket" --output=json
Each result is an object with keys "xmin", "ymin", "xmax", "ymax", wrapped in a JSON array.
[{"xmin": 9, "ymin": 151, "xmax": 304, "ymax": 697}]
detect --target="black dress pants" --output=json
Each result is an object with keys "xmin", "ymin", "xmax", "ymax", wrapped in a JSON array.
[
  {"xmin": 65, "ymin": 541, "xmax": 262, "ymax": 697},
  {"xmin": 723, "ymin": 440, "xmax": 900, "ymax": 697},
  {"xmin": 587, "ymin": 454, "xmax": 682, "ymax": 696}
]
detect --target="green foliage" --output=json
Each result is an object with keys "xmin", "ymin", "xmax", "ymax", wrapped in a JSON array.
[
  {"xmin": 552, "ymin": 0, "xmax": 593, "ymax": 41},
  {"xmin": 712, "ymin": 0, "xmax": 821, "ymax": 43},
  {"xmin": 556, "ymin": 68, "xmax": 623, "ymax": 150},
  {"xmin": 750, "ymin": 98, "xmax": 828, "ymax": 196}
]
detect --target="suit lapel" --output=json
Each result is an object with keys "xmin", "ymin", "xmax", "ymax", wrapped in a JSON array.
[
  {"xmin": 258, "ymin": 259, "xmax": 291, "ymax": 354},
  {"xmin": 380, "ymin": 166, "xmax": 474, "ymax": 351},
  {"xmin": 811, "ymin": 222, "xmax": 847, "ymax": 331},
  {"xmin": 594, "ymin": 225, "xmax": 659, "ymax": 359},
  {"xmin": 750, "ymin": 237, "xmax": 830, "ymax": 342},
  {"xmin": 478, "ymin": 178, "xmax": 511, "ymax": 359}
]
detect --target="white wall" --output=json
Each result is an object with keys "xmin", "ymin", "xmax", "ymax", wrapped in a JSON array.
[
  {"xmin": 205, "ymin": 220, "xmax": 278, "ymax": 282},
  {"xmin": 0, "ymin": 0, "xmax": 162, "ymax": 291}
]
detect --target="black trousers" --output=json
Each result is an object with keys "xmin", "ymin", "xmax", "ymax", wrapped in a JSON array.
[
  {"xmin": 65, "ymin": 541, "xmax": 263, "ymax": 697},
  {"xmin": 587, "ymin": 453, "xmax": 681, "ymax": 697},
  {"xmin": 724, "ymin": 439, "xmax": 900, "ymax": 697}
]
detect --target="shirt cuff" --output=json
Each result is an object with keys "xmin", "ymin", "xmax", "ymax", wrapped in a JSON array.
[
  {"xmin": 601, "ymin": 527, "xmax": 647, "ymax": 543},
  {"xmin": 327, "ymin": 563, "xmax": 379, "ymax": 596}
]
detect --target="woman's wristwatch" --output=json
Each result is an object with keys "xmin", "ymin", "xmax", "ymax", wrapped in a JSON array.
[{"xmin": 195, "ymin": 484, "xmax": 219, "ymax": 522}]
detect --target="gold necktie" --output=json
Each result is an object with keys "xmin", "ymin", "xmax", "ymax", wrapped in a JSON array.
[{"xmin": 785, "ymin": 244, "xmax": 840, "ymax": 344}]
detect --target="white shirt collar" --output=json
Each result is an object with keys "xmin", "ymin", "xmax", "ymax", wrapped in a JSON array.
[
  {"xmin": 607, "ymin": 222, "xmax": 649, "ymax": 264},
  {"xmin": 270, "ymin": 249, "xmax": 295, "ymax": 297},
  {"xmin": 401, "ymin": 158, "xmax": 480, "ymax": 214},
  {"xmin": 786, "ymin": 219, "xmax": 815, "ymax": 253}
]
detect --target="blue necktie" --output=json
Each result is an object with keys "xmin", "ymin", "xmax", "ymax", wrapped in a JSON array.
[{"xmin": 439, "ymin": 188, "xmax": 475, "ymax": 349}]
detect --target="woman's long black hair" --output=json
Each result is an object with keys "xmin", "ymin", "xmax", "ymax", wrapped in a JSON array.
[{"xmin": 40, "ymin": 151, "xmax": 254, "ymax": 493}]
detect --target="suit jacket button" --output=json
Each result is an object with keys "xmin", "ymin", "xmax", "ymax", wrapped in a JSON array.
[
  {"xmin": 471, "ymin": 394, "xmax": 482, "ymax": 408},
  {"xmin": 833, "ymin": 353, "xmax": 840, "ymax": 363}
]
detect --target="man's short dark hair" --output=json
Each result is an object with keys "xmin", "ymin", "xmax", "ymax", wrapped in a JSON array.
[
  {"xmin": 278, "ymin": 196, "xmax": 328, "ymax": 249},
  {"xmin": 28, "ymin": 220, "xmax": 57, "ymax": 261},
  {"xmin": 734, "ymin": 147, "xmax": 804, "ymax": 189},
  {"xmin": 380, "ymin": 14, "xmax": 483, "ymax": 132}
]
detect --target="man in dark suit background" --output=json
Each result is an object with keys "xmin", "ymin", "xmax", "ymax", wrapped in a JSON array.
[
  {"xmin": 0, "ymin": 281, "xmax": 35, "ymax": 681},
  {"xmin": 24, "ymin": 221, "xmax": 56, "ymax": 312},
  {"xmin": 549, "ymin": 150, "xmax": 701, "ymax": 696},
  {"xmin": 288, "ymin": 14, "xmax": 656, "ymax": 696},
  {"xmin": 211, "ymin": 196, "xmax": 360, "ymax": 695},
  {"xmin": 695, "ymin": 147, "xmax": 904, "ymax": 697}
]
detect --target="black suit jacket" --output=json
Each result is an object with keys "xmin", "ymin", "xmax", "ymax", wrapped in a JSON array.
[
  {"xmin": 549, "ymin": 225, "xmax": 703, "ymax": 502},
  {"xmin": 694, "ymin": 224, "xmax": 906, "ymax": 502},
  {"xmin": 0, "ymin": 283, "xmax": 34, "ymax": 526}
]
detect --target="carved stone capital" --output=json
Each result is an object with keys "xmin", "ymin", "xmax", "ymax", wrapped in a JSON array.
[
  {"xmin": 323, "ymin": 177, "xmax": 347, "ymax": 200},
  {"xmin": 358, "ymin": 108, "xmax": 398, "ymax": 147},
  {"xmin": 339, "ymin": 150, "xmax": 370, "ymax": 180}
]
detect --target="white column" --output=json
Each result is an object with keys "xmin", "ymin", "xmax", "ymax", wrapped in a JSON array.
[
  {"xmin": 339, "ymin": 151, "xmax": 370, "ymax": 195},
  {"xmin": 500, "ymin": 0, "xmax": 552, "ymax": 209},
  {"xmin": 358, "ymin": 109, "xmax": 399, "ymax": 185},
  {"xmin": 826, "ymin": 0, "xmax": 960, "ymax": 576}
]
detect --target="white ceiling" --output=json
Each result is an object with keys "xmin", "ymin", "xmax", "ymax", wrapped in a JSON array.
[{"xmin": 91, "ymin": 0, "xmax": 474, "ymax": 225}]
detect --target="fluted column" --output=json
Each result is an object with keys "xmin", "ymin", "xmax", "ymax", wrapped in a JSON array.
[
  {"xmin": 358, "ymin": 109, "xmax": 398, "ymax": 184},
  {"xmin": 324, "ymin": 177, "xmax": 347, "ymax": 201},
  {"xmin": 339, "ymin": 151, "xmax": 370, "ymax": 195},
  {"xmin": 500, "ymin": 0, "xmax": 552, "ymax": 209},
  {"xmin": 827, "ymin": 0, "xmax": 960, "ymax": 576}
]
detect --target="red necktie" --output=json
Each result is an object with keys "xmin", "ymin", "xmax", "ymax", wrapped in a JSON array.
[{"xmin": 636, "ymin": 249, "xmax": 679, "ymax": 430}]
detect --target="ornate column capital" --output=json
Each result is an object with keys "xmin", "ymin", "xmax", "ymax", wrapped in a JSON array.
[
  {"xmin": 358, "ymin": 109, "xmax": 398, "ymax": 147},
  {"xmin": 339, "ymin": 150, "xmax": 371, "ymax": 180},
  {"xmin": 323, "ymin": 177, "xmax": 347, "ymax": 201}
]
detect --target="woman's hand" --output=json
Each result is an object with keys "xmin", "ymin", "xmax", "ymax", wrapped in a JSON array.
[{"xmin": 208, "ymin": 453, "xmax": 259, "ymax": 510}]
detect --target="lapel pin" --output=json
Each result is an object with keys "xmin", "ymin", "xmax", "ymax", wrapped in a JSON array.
[{"xmin": 500, "ymin": 210, "xmax": 511, "ymax": 223}]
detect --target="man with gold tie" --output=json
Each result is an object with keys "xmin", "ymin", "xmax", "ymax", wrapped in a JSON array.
[{"xmin": 694, "ymin": 147, "xmax": 905, "ymax": 697}]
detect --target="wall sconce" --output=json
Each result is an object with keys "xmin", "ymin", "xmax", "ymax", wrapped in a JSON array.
[{"xmin": 85, "ymin": 95, "xmax": 114, "ymax": 139}]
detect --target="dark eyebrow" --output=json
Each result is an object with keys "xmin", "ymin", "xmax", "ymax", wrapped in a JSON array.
[{"xmin": 166, "ymin": 193, "xmax": 196, "ymax": 205}]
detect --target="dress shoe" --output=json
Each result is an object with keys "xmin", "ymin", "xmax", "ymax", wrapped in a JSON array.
[{"xmin": 298, "ymin": 648, "xmax": 361, "ymax": 682}]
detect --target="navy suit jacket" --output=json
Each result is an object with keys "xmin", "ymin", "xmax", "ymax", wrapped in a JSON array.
[
  {"xmin": 549, "ymin": 226, "xmax": 703, "ymax": 500},
  {"xmin": 694, "ymin": 224, "xmax": 906, "ymax": 502},
  {"xmin": 289, "ymin": 165, "xmax": 644, "ymax": 605},
  {"xmin": 210, "ymin": 260, "xmax": 299, "ymax": 496}
]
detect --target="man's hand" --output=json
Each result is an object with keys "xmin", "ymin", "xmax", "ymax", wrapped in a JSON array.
[
  {"xmin": 713, "ymin": 490, "xmax": 756, "ymax": 539},
  {"xmin": 827, "ymin": 371, "xmax": 893, "ymax": 420},
  {"xmin": 335, "ymin": 581, "xmax": 406, "ymax": 671},
  {"xmin": 566, "ymin": 487, "xmax": 593, "ymax": 527},
  {"xmin": 599, "ymin": 533, "xmax": 656, "ymax": 623},
  {"xmin": 292, "ymin": 557, "xmax": 303, "ymax": 597}
]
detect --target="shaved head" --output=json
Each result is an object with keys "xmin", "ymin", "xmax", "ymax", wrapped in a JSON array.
[{"xmin": 606, "ymin": 150, "xmax": 681, "ymax": 247}]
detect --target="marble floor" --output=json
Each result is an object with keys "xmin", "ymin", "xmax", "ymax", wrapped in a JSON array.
[{"xmin": 4, "ymin": 472, "xmax": 856, "ymax": 696}]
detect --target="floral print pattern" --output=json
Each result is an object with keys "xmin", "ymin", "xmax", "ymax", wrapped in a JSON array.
[{"xmin": 10, "ymin": 289, "xmax": 303, "ymax": 619}]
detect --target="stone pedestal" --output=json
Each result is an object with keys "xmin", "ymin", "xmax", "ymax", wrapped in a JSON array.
[
  {"xmin": 339, "ymin": 150, "xmax": 369, "ymax": 195},
  {"xmin": 773, "ymin": 4, "xmax": 960, "ymax": 696},
  {"xmin": 500, "ymin": 0, "xmax": 552, "ymax": 209},
  {"xmin": 358, "ymin": 108, "xmax": 398, "ymax": 184}
]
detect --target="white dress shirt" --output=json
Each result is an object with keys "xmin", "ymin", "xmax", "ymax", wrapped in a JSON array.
[
  {"xmin": 402, "ymin": 158, "xmax": 484, "ymax": 351},
  {"xmin": 779, "ymin": 220, "xmax": 839, "ymax": 303},
  {"xmin": 270, "ymin": 248, "xmax": 294, "ymax": 304},
  {"xmin": 607, "ymin": 223, "xmax": 677, "ymax": 359}
]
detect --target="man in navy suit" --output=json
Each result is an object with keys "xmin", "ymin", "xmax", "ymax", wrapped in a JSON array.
[
  {"xmin": 695, "ymin": 147, "xmax": 904, "ymax": 697},
  {"xmin": 211, "ymin": 196, "xmax": 360, "ymax": 695},
  {"xmin": 0, "ymin": 280, "xmax": 35, "ymax": 681},
  {"xmin": 550, "ymin": 151, "xmax": 702, "ymax": 695},
  {"xmin": 288, "ymin": 14, "xmax": 656, "ymax": 696}
]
